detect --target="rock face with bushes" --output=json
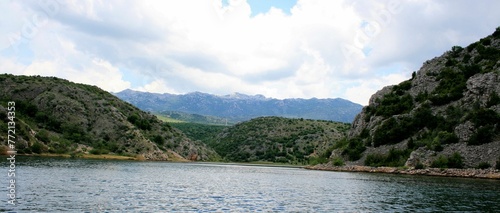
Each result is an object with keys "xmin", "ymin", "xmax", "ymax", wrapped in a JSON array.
[
  {"xmin": 0, "ymin": 74, "xmax": 219, "ymax": 161},
  {"xmin": 334, "ymin": 27, "xmax": 500, "ymax": 169}
]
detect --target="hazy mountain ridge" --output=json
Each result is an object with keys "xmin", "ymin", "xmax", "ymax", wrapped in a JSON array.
[
  {"xmin": 331, "ymin": 28, "xmax": 500, "ymax": 169},
  {"xmin": 114, "ymin": 90, "xmax": 362, "ymax": 123},
  {"xmin": 0, "ymin": 74, "xmax": 218, "ymax": 161}
]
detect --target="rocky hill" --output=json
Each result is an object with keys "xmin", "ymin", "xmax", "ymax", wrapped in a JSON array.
[
  {"xmin": 331, "ymin": 27, "xmax": 500, "ymax": 169},
  {"xmin": 114, "ymin": 90, "xmax": 362, "ymax": 123},
  {"xmin": 209, "ymin": 116, "xmax": 350, "ymax": 164},
  {"xmin": 0, "ymin": 74, "xmax": 218, "ymax": 161}
]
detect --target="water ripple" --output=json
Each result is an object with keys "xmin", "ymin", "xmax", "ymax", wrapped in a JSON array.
[{"xmin": 1, "ymin": 157, "xmax": 499, "ymax": 212}]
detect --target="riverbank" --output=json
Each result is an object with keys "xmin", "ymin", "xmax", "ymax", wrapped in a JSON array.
[
  {"xmin": 194, "ymin": 161, "xmax": 305, "ymax": 169},
  {"xmin": 306, "ymin": 162, "xmax": 500, "ymax": 179},
  {"xmin": 13, "ymin": 153, "xmax": 139, "ymax": 160}
]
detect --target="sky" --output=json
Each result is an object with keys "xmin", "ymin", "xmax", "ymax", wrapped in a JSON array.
[{"xmin": 1, "ymin": 0, "xmax": 499, "ymax": 105}]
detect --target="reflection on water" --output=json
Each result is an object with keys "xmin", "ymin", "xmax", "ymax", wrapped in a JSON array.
[{"xmin": 1, "ymin": 156, "xmax": 499, "ymax": 212}]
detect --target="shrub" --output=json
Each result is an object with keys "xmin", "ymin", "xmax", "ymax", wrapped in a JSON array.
[
  {"xmin": 332, "ymin": 157, "xmax": 344, "ymax": 166},
  {"xmin": 447, "ymin": 152, "xmax": 464, "ymax": 169},
  {"xmin": 431, "ymin": 155, "xmax": 448, "ymax": 168},
  {"xmin": 431, "ymin": 153, "xmax": 464, "ymax": 169},
  {"xmin": 62, "ymin": 123, "xmax": 90, "ymax": 144},
  {"xmin": 392, "ymin": 80, "xmax": 412, "ymax": 95},
  {"xmin": 428, "ymin": 138, "xmax": 443, "ymax": 152},
  {"xmin": 462, "ymin": 54, "xmax": 471, "ymax": 63},
  {"xmin": 477, "ymin": 162, "xmax": 491, "ymax": 169},
  {"xmin": 487, "ymin": 92, "xmax": 500, "ymax": 107},
  {"xmin": 152, "ymin": 135, "xmax": 165, "ymax": 145},
  {"xmin": 436, "ymin": 131, "xmax": 459, "ymax": 145},
  {"xmin": 373, "ymin": 117, "xmax": 415, "ymax": 147},
  {"xmin": 31, "ymin": 142, "xmax": 44, "ymax": 154},
  {"xmin": 493, "ymin": 27, "xmax": 500, "ymax": 38},
  {"xmin": 445, "ymin": 58, "xmax": 456, "ymax": 67},
  {"xmin": 365, "ymin": 154, "xmax": 386, "ymax": 167},
  {"xmin": 466, "ymin": 42, "xmax": 478, "ymax": 52},
  {"xmin": 480, "ymin": 38, "xmax": 491, "ymax": 46},
  {"xmin": 462, "ymin": 64, "xmax": 482, "ymax": 78},
  {"xmin": 430, "ymin": 68, "xmax": 466, "ymax": 105},
  {"xmin": 451, "ymin": 46, "xmax": 463, "ymax": 57},
  {"xmin": 35, "ymin": 130, "xmax": 50, "ymax": 143},
  {"xmin": 468, "ymin": 125, "xmax": 495, "ymax": 145},
  {"xmin": 89, "ymin": 149, "xmax": 101, "ymax": 155},
  {"xmin": 364, "ymin": 148, "xmax": 411, "ymax": 167},
  {"xmin": 468, "ymin": 109, "xmax": 499, "ymax": 127},
  {"xmin": 415, "ymin": 162, "xmax": 425, "ymax": 169},
  {"xmin": 496, "ymin": 157, "xmax": 500, "ymax": 170},
  {"xmin": 342, "ymin": 138, "xmax": 366, "ymax": 161},
  {"xmin": 127, "ymin": 114, "xmax": 152, "ymax": 130},
  {"xmin": 309, "ymin": 156, "xmax": 328, "ymax": 165},
  {"xmin": 374, "ymin": 93, "xmax": 414, "ymax": 117}
]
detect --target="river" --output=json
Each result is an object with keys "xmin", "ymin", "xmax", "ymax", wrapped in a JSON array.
[{"xmin": 1, "ymin": 156, "xmax": 499, "ymax": 212}]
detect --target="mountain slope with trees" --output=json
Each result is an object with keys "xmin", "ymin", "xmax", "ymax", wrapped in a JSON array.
[
  {"xmin": 0, "ymin": 74, "xmax": 219, "ymax": 161},
  {"xmin": 209, "ymin": 116, "xmax": 350, "ymax": 164},
  {"xmin": 330, "ymin": 27, "xmax": 500, "ymax": 169}
]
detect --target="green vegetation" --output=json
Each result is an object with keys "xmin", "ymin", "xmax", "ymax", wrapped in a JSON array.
[
  {"xmin": 210, "ymin": 116, "xmax": 350, "ymax": 164},
  {"xmin": 429, "ymin": 68, "xmax": 467, "ymax": 105},
  {"xmin": 366, "ymin": 93, "xmax": 413, "ymax": 118},
  {"xmin": 415, "ymin": 162, "xmax": 425, "ymax": 169},
  {"xmin": 477, "ymin": 162, "xmax": 491, "ymax": 169},
  {"xmin": 332, "ymin": 157, "xmax": 345, "ymax": 166},
  {"xmin": 170, "ymin": 122, "xmax": 226, "ymax": 144},
  {"xmin": 430, "ymin": 153, "xmax": 464, "ymax": 169},
  {"xmin": 154, "ymin": 114, "xmax": 185, "ymax": 123},
  {"xmin": 466, "ymin": 108, "xmax": 500, "ymax": 145},
  {"xmin": 365, "ymin": 148, "xmax": 411, "ymax": 167},
  {"xmin": 157, "ymin": 111, "xmax": 237, "ymax": 125},
  {"xmin": 340, "ymin": 137, "xmax": 366, "ymax": 161}
]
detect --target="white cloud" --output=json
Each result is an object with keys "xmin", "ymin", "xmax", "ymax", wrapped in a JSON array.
[
  {"xmin": 22, "ymin": 58, "xmax": 131, "ymax": 93},
  {"xmin": 1, "ymin": 0, "xmax": 500, "ymax": 106},
  {"xmin": 134, "ymin": 79, "xmax": 179, "ymax": 94}
]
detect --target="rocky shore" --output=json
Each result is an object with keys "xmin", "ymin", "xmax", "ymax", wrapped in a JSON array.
[{"xmin": 306, "ymin": 162, "xmax": 500, "ymax": 179}]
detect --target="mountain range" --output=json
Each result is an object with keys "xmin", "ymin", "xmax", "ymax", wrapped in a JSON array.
[{"xmin": 114, "ymin": 90, "xmax": 362, "ymax": 123}]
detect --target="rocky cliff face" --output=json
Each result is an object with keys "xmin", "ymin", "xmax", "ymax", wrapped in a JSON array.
[
  {"xmin": 0, "ymin": 75, "xmax": 219, "ymax": 161},
  {"xmin": 338, "ymin": 28, "xmax": 500, "ymax": 169}
]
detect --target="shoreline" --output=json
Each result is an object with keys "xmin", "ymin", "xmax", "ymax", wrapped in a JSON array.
[
  {"xmin": 12, "ymin": 153, "xmax": 139, "ymax": 160},
  {"xmin": 193, "ymin": 161, "xmax": 305, "ymax": 169},
  {"xmin": 306, "ymin": 163, "xmax": 500, "ymax": 179},
  {"xmin": 8, "ymin": 154, "xmax": 500, "ymax": 179},
  {"xmin": 9, "ymin": 154, "xmax": 305, "ymax": 168}
]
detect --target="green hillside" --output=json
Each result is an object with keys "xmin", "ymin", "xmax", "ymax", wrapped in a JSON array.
[
  {"xmin": 210, "ymin": 117, "xmax": 350, "ymax": 164},
  {"xmin": 0, "ymin": 74, "xmax": 219, "ymax": 161},
  {"xmin": 169, "ymin": 122, "xmax": 227, "ymax": 145},
  {"xmin": 157, "ymin": 110, "xmax": 237, "ymax": 125}
]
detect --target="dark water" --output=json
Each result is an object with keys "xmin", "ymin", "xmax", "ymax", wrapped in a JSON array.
[{"xmin": 1, "ymin": 156, "xmax": 499, "ymax": 212}]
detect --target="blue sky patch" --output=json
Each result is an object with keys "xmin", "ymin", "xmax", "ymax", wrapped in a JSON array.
[{"xmin": 246, "ymin": 0, "xmax": 297, "ymax": 16}]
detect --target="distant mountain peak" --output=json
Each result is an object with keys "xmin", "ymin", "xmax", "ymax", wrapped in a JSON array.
[{"xmin": 221, "ymin": 92, "xmax": 268, "ymax": 100}]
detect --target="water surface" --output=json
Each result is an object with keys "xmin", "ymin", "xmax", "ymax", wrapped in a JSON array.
[{"xmin": 1, "ymin": 156, "xmax": 499, "ymax": 212}]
